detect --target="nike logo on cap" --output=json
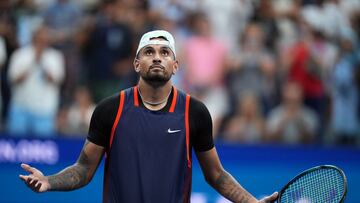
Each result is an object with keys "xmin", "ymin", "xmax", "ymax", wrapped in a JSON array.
[{"xmin": 167, "ymin": 128, "xmax": 181, "ymax": 133}]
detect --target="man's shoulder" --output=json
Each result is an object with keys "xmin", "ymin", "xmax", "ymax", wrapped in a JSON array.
[
  {"xmin": 175, "ymin": 88, "xmax": 206, "ymax": 107},
  {"xmin": 176, "ymin": 89, "xmax": 205, "ymax": 106},
  {"xmin": 188, "ymin": 95, "xmax": 211, "ymax": 118},
  {"xmin": 188, "ymin": 95, "xmax": 204, "ymax": 106},
  {"xmin": 95, "ymin": 93, "xmax": 122, "ymax": 111},
  {"xmin": 13, "ymin": 46, "xmax": 33, "ymax": 57},
  {"xmin": 97, "ymin": 87, "xmax": 135, "ymax": 108}
]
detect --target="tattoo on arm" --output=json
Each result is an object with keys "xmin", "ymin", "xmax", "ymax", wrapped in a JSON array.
[
  {"xmin": 213, "ymin": 170, "xmax": 254, "ymax": 203},
  {"xmin": 48, "ymin": 141, "xmax": 93, "ymax": 191}
]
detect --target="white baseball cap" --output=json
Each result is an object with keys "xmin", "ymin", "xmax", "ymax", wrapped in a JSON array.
[{"xmin": 136, "ymin": 30, "xmax": 176, "ymax": 58}]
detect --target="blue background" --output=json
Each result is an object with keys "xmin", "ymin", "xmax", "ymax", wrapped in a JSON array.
[{"xmin": 1, "ymin": 136, "xmax": 359, "ymax": 203}]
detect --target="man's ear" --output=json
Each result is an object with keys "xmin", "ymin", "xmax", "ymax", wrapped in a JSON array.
[
  {"xmin": 172, "ymin": 60, "xmax": 179, "ymax": 75},
  {"xmin": 133, "ymin": 58, "xmax": 141, "ymax": 73}
]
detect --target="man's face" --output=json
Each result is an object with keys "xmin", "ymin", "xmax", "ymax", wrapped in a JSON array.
[
  {"xmin": 134, "ymin": 40, "xmax": 178, "ymax": 86},
  {"xmin": 283, "ymin": 82, "xmax": 303, "ymax": 106},
  {"xmin": 33, "ymin": 27, "xmax": 50, "ymax": 48}
]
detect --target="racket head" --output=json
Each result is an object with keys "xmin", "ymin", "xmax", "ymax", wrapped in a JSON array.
[{"xmin": 276, "ymin": 165, "xmax": 347, "ymax": 203}]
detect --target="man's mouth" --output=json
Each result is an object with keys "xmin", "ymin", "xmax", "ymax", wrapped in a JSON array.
[{"xmin": 150, "ymin": 64, "xmax": 165, "ymax": 70}]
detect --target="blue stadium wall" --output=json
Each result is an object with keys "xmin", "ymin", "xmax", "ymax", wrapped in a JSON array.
[{"xmin": 0, "ymin": 135, "xmax": 359, "ymax": 203}]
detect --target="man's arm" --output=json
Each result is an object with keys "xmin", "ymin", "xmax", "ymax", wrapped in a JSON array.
[
  {"xmin": 19, "ymin": 139, "xmax": 104, "ymax": 192},
  {"xmin": 196, "ymin": 148, "xmax": 277, "ymax": 203}
]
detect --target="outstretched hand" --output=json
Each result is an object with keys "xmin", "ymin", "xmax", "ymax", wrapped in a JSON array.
[
  {"xmin": 19, "ymin": 163, "xmax": 50, "ymax": 193},
  {"xmin": 258, "ymin": 192, "xmax": 278, "ymax": 203}
]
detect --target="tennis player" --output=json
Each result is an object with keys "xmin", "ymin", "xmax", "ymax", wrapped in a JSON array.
[{"xmin": 19, "ymin": 30, "xmax": 278, "ymax": 203}]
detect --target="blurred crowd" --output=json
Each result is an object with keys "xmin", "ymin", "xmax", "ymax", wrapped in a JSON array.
[{"xmin": 0, "ymin": 0, "xmax": 359, "ymax": 146}]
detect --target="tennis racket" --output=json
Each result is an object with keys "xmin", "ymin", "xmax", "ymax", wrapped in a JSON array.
[{"xmin": 272, "ymin": 165, "xmax": 347, "ymax": 203}]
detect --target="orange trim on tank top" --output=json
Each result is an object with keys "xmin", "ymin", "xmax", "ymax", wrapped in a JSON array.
[
  {"xmin": 133, "ymin": 86, "xmax": 139, "ymax": 106},
  {"xmin": 169, "ymin": 87, "xmax": 178, "ymax": 112},
  {"xmin": 109, "ymin": 91, "xmax": 125, "ymax": 152},
  {"xmin": 185, "ymin": 94, "xmax": 191, "ymax": 168}
]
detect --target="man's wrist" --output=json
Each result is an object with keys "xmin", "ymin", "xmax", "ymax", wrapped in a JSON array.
[{"xmin": 46, "ymin": 176, "xmax": 53, "ymax": 191}]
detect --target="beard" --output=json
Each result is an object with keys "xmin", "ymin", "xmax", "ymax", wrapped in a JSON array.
[{"xmin": 140, "ymin": 68, "xmax": 172, "ymax": 88}]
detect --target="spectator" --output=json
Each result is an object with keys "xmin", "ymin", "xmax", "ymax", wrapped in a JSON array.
[
  {"xmin": 227, "ymin": 23, "xmax": 279, "ymax": 115},
  {"xmin": 223, "ymin": 92, "xmax": 265, "ymax": 143},
  {"xmin": 13, "ymin": 0, "xmax": 43, "ymax": 46},
  {"xmin": 14, "ymin": 0, "xmax": 43, "ymax": 47},
  {"xmin": 196, "ymin": 0, "xmax": 253, "ymax": 56},
  {"xmin": 266, "ymin": 82, "xmax": 318, "ymax": 144},
  {"xmin": 285, "ymin": 25, "xmax": 330, "ymax": 140},
  {"xmin": 183, "ymin": 12, "xmax": 228, "ymax": 136},
  {"xmin": 7, "ymin": 26, "xmax": 65, "ymax": 136},
  {"xmin": 276, "ymin": 0, "xmax": 301, "ymax": 59},
  {"xmin": 57, "ymin": 86, "xmax": 95, "ymax": 136},
  {"xmin": 83, "ymin": 0, "xmax": 134, "ymax": 101},
  {"xmin": 43, "ymin": 0, "xmax": 82, "ymax": 49},
  {"xmin": 44, "ymin": 0, "xmax": 83, "ymax": 105},
  {"xmin": 330, "ymin": 31, "xmax": 359, "ymax": 145},
  {"xmin": 251, "ymin": 0, "xmax": 280, "ymax": 51},
  {"xmin": 301, "ymin": 0, "xmax": 351, "ymax": 41}
]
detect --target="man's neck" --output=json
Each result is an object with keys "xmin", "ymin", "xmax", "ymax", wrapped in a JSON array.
[{"xmin": 138, "ymin": 79, "xmax": 173, "ymax": 105}]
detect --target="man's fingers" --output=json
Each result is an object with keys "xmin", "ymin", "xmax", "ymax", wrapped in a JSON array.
[
  {"xmin": 20, "ymin": 168, "xmax": 45, "ymax": 193},
  {"xmin": 35, "ymin": 182, "xmax": 42, "ymax": 192},
  {"xmin": 30, "ymin": 179, "xmax": 39, "ymax": 188},
  {"xmin": 260, "ymin": 191, "xmax": 278, "ymax": 203},
  {"xmin": 21, "ymin": 163, "xmax": 35, "ymax": 173},
  {"xmin": 19, "ymin": 174, "xmax": 28, "ymax": 182},
  {"xmin": 266, "ymin": 192, "xmax": 278, "ymax": 202},
  {"xmin": 271, "ymin": 192, "xmax": 278, "ymax": 199},
  {"xmin": 26, "ymin": 176, "xmax": 32, "ymax": 185},
  {"xmin": 20, "ymin": 164, "xmax": 35, "ymax": 185},
  {"xmin": 35, "ymin": 181, "xmax": 42, "ymax": 188},
  {"xmin": 29, "ymin": 178, "xmax": 38, "ymax": 186},
  {"xmin": 26, "ymin": 174, "xmax": 36, "ymax": 184},
  {"xmin": 21, "ymin": 174, "xmax": 42, "ymax": 192}
]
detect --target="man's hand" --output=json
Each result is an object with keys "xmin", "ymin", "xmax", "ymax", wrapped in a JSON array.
[
  {"xmin": 258, "ymin": 192, "xmax": 278, "ymax": 203},
  {"xmin": 19, "ymin": 163, "xmax": 50, "ymax": 193},
  {"xmin": 19, "ymin": 140, "xmax": 104, "ymax": 192}
]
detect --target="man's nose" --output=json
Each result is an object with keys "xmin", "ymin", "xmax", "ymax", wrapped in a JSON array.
[{"xmin": 153, "ymin": 52, "xmax": 161, "ymax": 63}]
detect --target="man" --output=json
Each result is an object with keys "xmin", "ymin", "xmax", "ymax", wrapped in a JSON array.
[
  {"xmin": 19, "ymin": 30, "xmax": 277, "ymax": 203},
  {"xmin": 266, "ymin": 81, "xmax": 318, "ymax": 144},
  {"xmin": 8, "ymin": 26, "xmax": 65, "ymax": 136}
]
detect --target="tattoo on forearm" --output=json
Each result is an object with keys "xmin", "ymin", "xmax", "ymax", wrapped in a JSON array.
[
  {"xmin": 48, "ymin": 142, "xmax": 92, "ymax": 191},
  {"xmin": 214, "ymin": 171, "xmax": 253, "ymax": 203}
]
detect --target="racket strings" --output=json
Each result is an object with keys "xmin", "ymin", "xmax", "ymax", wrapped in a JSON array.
[{"xmin": 280, "ymin": 168, "xmax": 345, "ymax": 203}]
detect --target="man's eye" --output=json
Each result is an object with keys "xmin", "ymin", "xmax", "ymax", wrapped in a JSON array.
[
  {"xmin": 145, "ymin": 50, "xmax": 152, "ymax": 55},
  {"xmin": 162, "ymin": 50, "xmax": 169, "ymax": 56}
]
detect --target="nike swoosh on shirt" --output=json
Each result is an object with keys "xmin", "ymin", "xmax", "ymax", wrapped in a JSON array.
[{"xmin": 167, "ymin": 128, "xmax": 181, "ymax": 133}]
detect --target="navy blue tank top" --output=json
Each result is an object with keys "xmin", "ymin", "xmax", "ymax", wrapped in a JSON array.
[{"xmin": 103, "ymin": 86, "xmax": 192, "ymax": 203}]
